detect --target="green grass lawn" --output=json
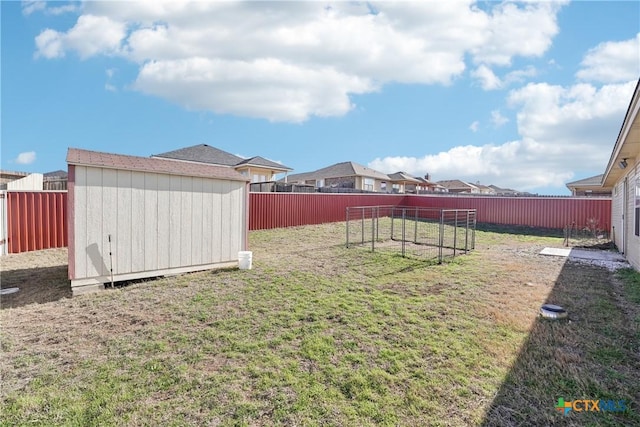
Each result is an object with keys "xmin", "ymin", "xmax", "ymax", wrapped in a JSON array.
[{"xmin": 1, "ymin": 223, "xmax": 638, "ymax": 426}]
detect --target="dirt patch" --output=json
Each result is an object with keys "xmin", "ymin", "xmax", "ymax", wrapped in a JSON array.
[{"xmin": 1, "ymin": 248, "xmax": 70, "ymax": 309}]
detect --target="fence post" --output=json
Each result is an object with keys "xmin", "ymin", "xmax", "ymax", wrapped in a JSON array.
[
  {"xmin": 453, "ymin": 210, "xmax": 458, "ymax": 257},
  {"xmin": 371, "ymin": 208, "xmax": 375, "ymax": 252},
  {"xmin": 391, "ymin": 207, "xmax": 395, "ymax": 240},
  {"xmin": 465, "ymin": 210, "xmax": 470, "ymax": 253},
  {"xmin": 361, "ymin": 207, "xmax": 365, "ymax": 245},
  {"xmin": 402, "ymin": 208, "xmax": 406, "ymax": 257},
  {"xmin": 346, "ymin": 207, "xmax": 350, "ymax": 248},
  {"xmin": 376, "ymin": 206, "xmax": 379, "ymax": 243},
  {"xmin": 0, "ymin": 191, "xmax": 6, "ymax": 256},
  {"xmin": 471, "ymin": 210, "xmax": 476, "ymax": 250},
  {"xmin": 414, "ymin": 207, "xmax": 418, "ymax": 244},
  {"xmin": 438, "ymin": 209, "xmax": 444, "ymax": 263}
]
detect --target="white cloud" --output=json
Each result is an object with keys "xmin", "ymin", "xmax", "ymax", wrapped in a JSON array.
[
  {"xmin": 105, "ymin": 68, "xmax": 117, "ymax": 91},
  {"xmin": 23, "ymin": 1, "xmax": 80, "ymax": 16},
  {"xmin": 15, "ymin": 151, "xmax": 36, "ymax": 165},
  {"xmin": 369, "ymin": 80, "xmax": 636, "ymax": 192},
  {"xmin": 35, "ymin": 28, "xmax": 65, "ymax": 59},
  {"xmin": 471, "ymin": 1, "xmax": 566, "ymax": 66},
  {"xmin": 22, "ymin": 1, "xmax": 45, "ymax": 16},
  {"xmin": 32, "ymin": 1, "xmax": 566, "ymax": 122},
  {"xmin": 491, "ymin": 110, "xmax": 509, "ymax": 127},
  {"xmin": 47, "ymin": 4, "xmax": 80, "ymax": 15},
  {"xmin": 472, "ymin": 65, "xmax": 538, "ymax": 91},
  {"xmin": 35, "ymin": 14, "xmax": 126, "ymax": 59},
  {"xmin": 469, "ymin": 121, "xmax": 480, "ymax": 132},
  {"xmin": 133, "ymin": 57, "xmax": 373, "ymax": 122},
  {"xmin": 504, "ymin": 66, "xmax": 537, "ymax": 86},
  {"xmin": 576, "ymin": 33, "xmax": 640, "ymax": 83},
  {"xmin": 472, "ymin": 65, "xmax": 502, "ymax": 90},
  {"xmin": 507, "ymin": 81, "xmax": 636, "ymax": 149}
]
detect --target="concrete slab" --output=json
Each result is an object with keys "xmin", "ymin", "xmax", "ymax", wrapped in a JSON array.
[
  {"xmin": 569, "ymin": 248, "xmax": 626, "ymax": 262},
  {"xmin": 540, "ymin": 247, "xmax": 571, "ymax": 257},
  {"xmin": 540, "ymin": 247, "xmax": 630, "ymax": 271}
]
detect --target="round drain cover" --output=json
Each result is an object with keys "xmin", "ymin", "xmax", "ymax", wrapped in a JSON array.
[{"xmin": 540, "ymin": 303, "xmax": 567, "ymax": 319}]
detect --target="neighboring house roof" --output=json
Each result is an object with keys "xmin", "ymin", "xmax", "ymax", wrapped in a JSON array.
[
  {"xmin": 488, "ymin": 185, "xmax": 522, "ymax": 195},
  {"xmin": 603, "ymin": 79, "xmax": 640, "ymax": 187},
  {"xmin": 387, "ymin": 172, "xmax": 421, "ymax": 183},
  {"xmin": 566, "ymin": 174, "xmax": 604, "ymax": 189},
  {"xmin": 153, "ymin": 144, "xmax": 243, "ymax": 166},
  {"xmin": 67, "ymin": 148, "xmax": 249, "ymax": 182},
  {"xmin": 0, "ymin": 170, "xmax": 29, "ymax": 178},
  {"xmin": 152, "ymin": 144, "xmax": 291, "ymax": 171},
  {"xmin": 235, "ymin": 156, "xmax": 292, "ymax": 171},
  {"xmin": 437, "ymin": 179, "xmax": 479, "ymax": 191},
  {"xmin": 413, "ymin": 176, "xmax": 444, "ymax": 188},
  {"xmin": 474, "ymin": 183, "xmax": 496, "ymax": 193},
  {"xmin": 44, "ymin": 170, "xmax": 68, "ymax": 179},
  {"xmin": 286, "ymin": 161, "xmax": 389, "ymax": 182}
]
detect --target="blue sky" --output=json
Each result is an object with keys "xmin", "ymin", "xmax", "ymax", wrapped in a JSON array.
[{"xmin": 2, "ymin": 1, "xmax": 639, "ymax": 195}]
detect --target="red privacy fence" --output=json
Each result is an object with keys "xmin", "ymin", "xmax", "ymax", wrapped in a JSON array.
[
  {"xmin": 248, "ymin": 193, "xmax": 611, "ymax": 232},
  {"xmin": 249, "ymin": 193, "xmax": 406, "ymax": 229},
  {"xmin": 2, "ymin": 191, "xmax": 611, "ymax": 254},
  {"xmin": 402, "ymin": 194, "xmax": 612, "ymax": 231},
  {"xmin": 4, "ymin": 191, "xmax": 67, "ymax": 254}
]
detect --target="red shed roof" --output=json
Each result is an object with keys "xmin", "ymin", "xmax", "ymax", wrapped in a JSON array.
[{"xmin": 67, "ymin": 148, "xmax": 249, "ymax": 182}]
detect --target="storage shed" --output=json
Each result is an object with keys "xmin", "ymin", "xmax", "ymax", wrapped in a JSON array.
[{"xmin": 67, "ymin": 148, "xmax": 250, "ymax": 295}]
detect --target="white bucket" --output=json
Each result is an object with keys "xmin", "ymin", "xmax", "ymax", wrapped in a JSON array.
[{"xmin": 238, "ymin": 251, "xmax": 253, "ymax": 270}]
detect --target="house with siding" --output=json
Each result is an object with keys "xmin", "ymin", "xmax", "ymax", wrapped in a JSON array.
[
  {"xmin": 437, "ymin": 179, "xmax": 480, "ymax": 194},
  {"xmin": 489, "ymin": 185, "xmax": 525, "ymax": 196},
  {"xmin": 565, "ymin": 174, "xmax": 612, "ymax": 197},
  {"xmin": 153, "ymin": 144, "xmax": 292, "ymax": 184},
  {"xmin": 414, "ymin": 175, "xmax": 448, "ymax": 193},
  {"xmin": 602, "ymin": 79, "xmax": 640, "ymax": 271},
  {"xmin": 387, "ymin": 172, "xmax": 423, "ymax": 193},
  {"xmin": 285, "ymin": 161, "xmax": 390, "ymax": 192},
  {"xmin": 474, "ymin": 183, "xmax": 497, "ymax": 195}
]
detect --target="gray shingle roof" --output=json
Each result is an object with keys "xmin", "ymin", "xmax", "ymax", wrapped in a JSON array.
[
  {"xmin": 235, "ymin": 156, "xmax": 292, "ymax": 171},
  {"xmin": 153, "ymin": 144, "xmax": 244, "ymax": 167},
  {"xmin": 67, "ymin": 148, "xmax": 249, "ymax": 182},
  {"xmin": 44, "ymin": 170, "xmax": 68, "ymax": 178},
  {"xmin": 566, "ymin": 174, "xmax": 604, "ymax": 187},
  {"xmin": 387, "ymin": 171, "xmax": 421, "ymax": 183},
  {"xmin": 436, "ymin": 179, "xmax": 479, "ymax": 190},
  {"xmin": 286, "ymin": 161, "xmax": 389, "ymax": 182},
  {"xmin": 153, "ymin": 144, "xmax": 292, "ymax": 171}
]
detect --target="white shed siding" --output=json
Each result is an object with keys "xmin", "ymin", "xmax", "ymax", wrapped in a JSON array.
[
  {"xmin": 169, "ymin": 175, "xmax": 182, "ymax": 269},
  {"xmin": 157, "ymin": 174, "xmax": 171, "ymax": 270},
  {"xmin": 626, "ymin": 164, "xmax": 639, "ymax": 270},
  {"xmin": 71, "ymin": 164, "xmax": 247, "ymax": 293},
  {"xmin": 611, "ymin": 180, "xmax": 624, "ymax": 250},
  {"xmin": 144, "ymin": 172, "xmax": 159, "ymax": 272},
  {"xmin": 131, "ymin": 171, "xmax": 145, "ymax": 273},
  {"xmin": 117, "ymin": 169, "xmax": 133, "ymax": 274}
]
